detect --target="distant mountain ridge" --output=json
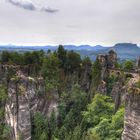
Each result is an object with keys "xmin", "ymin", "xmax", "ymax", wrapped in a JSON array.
[
  {"xmin": 64, "ymin": 43, "xmax": 140, "ymax": 60},
  {"xmin": 112, "ymin": 43, "xmax": 140, "ymax": 59},
  {"xmin": 0, "ymin": 43, "xmax": 139, "ymax": 60}
]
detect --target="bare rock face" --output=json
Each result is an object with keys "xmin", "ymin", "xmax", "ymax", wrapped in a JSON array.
[
  {"xmin": 97, "ymin": 50, "xmax": 117, "ymax": 69},
  {"xmin": 97, "ymin": 50, "xmax": 117, "ymax": 80},
  {"xmin": 80, "ymin": 62, "xmax": 92, "ymax": 92},
  {"xmin": 97, "ymin": 54, "xmax": 108, "ymax": 80},
  {"xmin": 111, "ymin": 81, "xmax": 124, "ymax": 113},
  {"xmin": 5, "ymin": 76, "xmax": 58, "ymax": 140},
  {"xmin": 97, "ymin": 80, "xmax": 107, "ymax": 95},
  {"xmin": 107, "ymin": 50, "xmax": 117, "ymax": 68},
  {"xmin": 111, "ymin": 73, "xmax": 125, "ymax": 113},
  {"xmin": 136, "ymin": 56, "xmax": 140, "ymax": 69},
  {"xmin": 122, "ymin": 77, "xmax": 140, "ymax": 140},
  {"xmin": 97, "ymin": 54, "xmax": 107, "ymax": 68},
  {"xmin": 3, "ymin": 64, "xmax": 92, "ymax": 140}
]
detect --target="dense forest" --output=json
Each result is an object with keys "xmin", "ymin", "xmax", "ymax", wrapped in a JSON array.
[{"xmin": 0, "ymin": 45, "xmax": 139, "ymax": 140}]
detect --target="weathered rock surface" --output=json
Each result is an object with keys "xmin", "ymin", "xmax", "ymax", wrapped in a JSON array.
[
  {"xmin": 111, "ymin": 80, "xmax": 125, "ymax": 113},
  {"xmin": 5, "ymin": 76, "xmax": 58, "ymax": 140},
  {"xmin": 97, "ymin": 50, "xmax": 117, "ymax": 80},
  {"xmin": 107, "ymin": 50, "xmax": 117, "ymax": 68},
  {"xmin": 122, "ymin": 77, "xmax": 140, "ymax": 140},
  {"xmin": 0, "ymin": 63, "xmax": 92, "ymax": 140},
  {"xmin": 97, "ymin": 80, "xmax": 107, "ymax": 95},
  {"xmin": 2, "ymin": 51, "xmax": 140, "ymax": 140},
  {"xmin": 80, "ymin": 62, "xmax": 92, "ymax": 92},
  {"xmin": 136, "ymin": 56, "xmax": 140, "ymax": 69}
]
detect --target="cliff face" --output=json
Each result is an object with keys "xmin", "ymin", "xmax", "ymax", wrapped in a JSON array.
[
  {"xmin": 1, "ymin": 56, "xmax": 140, "ymax": 140},
  {"xmin": 111, "ymin": 81, "xmax": 124, "ymax": 113},
  {"xmin": 0, "ymin": 64, "xmax": 59, "ymax": 140},
  {"xmin": 137, "ymin": 57, "xmax": 140, "ymax": 69},
  {"xmin": 122, "ymin": 77, "xmax": 140, "ymax": 140},
  {"xmin": 5, "ymin": 76, "xmax": 58, "ymax": 140},
  {"xmin": 0, "ymin": 63, "xmax": 92, "ymax": 140}
]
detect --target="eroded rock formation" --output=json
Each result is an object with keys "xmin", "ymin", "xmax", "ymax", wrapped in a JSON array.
[
  {"xmin": 97, "ymin": 50, "xmax": 117, "ymax": 80},
  {"xmin": 0, "ymin": 63, "xmax": 92, "ymax": 140},
  {"xmin": 5, "ymin": 76, "xmax": 58, "ymax": 140},
  {"xmin": 122, "ymin": 77, "xmax": 140, "ymax": 140},
  {"xmin": 136, "ymin": 56, "xmax": 140, "ymax": 69},
  {"xmin": 1, "ymin": 50, "xmax": 140, "ymax": 140}
]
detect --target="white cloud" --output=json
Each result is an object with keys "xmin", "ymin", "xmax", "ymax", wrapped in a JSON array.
[{"xmin": 7, "ymin": 0, "xmax": 59, "ymax": 13}]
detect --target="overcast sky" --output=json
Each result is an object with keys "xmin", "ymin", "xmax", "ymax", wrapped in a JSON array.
[{"xmin": 0, "ymin": 0, "xmax": 140, "ymax": 46}]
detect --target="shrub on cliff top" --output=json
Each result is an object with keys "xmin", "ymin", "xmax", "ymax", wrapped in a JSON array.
[
  {"xmin": 136, "ymin": 80, "xmax": 140, "ymax": 89},
  {"xmin": 124, "ymin": 60, "xmax": 134, "ymax": 70}
]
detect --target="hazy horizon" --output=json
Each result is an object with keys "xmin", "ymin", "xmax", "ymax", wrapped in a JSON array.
[{"xmin": 0, "ymin": 42, "xmax": 140, "ymax": 47}]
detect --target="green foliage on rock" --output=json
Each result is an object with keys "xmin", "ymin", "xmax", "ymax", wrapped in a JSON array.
[
  {"xmin": 0, "ymin": 47, "xmax": 126, "ymax": 140},
  {"xmin": 106, "ymin": 74, "xmax": 118, "ymax": 95},
  {"xmin": 65, "ymin": 50, "xmax": 81, "ymax": 73},
  {"xmin": 82, "ymin": 56, "xmax": 92, "ymax": 66},
  {"xmin": 0, "ymin": 85, "xmax": 10, "ymax": 140},
  {"xmin": 92, "ymin": 59, "xmax": 102, "ymax": 88},
  {"xmin": 124, "ymin": 60, "xmax": 134, "ymax": 70},
  {"xmin": 1, "ymin": 50, "xmax": 44, "ymax": 66},
  {"xmin": 32, "ymin": 112, "xmax": 49, "ymax": 140},
  {"xmin": 41, "ymin": 53, "xmax": 60, "ymax": 90},
  {"xmin": 0, "ymin": 85, "xmax": 7, "ymax": 103},
  {"xmin": 136, "ymin": 80, "xmax": 140, "ymax": 88}
]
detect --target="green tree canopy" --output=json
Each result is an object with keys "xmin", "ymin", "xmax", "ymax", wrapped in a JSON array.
[
  {"xmin": 124, "ymin": 60, "xmax": 134, "ymax": 70},
  {"xmin": 92, "ymin": 59, "xmax": 102, "ymax": 88},
  {"xmin": 65, "ymin": 50, "xmax": 81, "ymax": 73},
  {"xmin": 83, "ymin": 93, "xmax": 114, "ymax": 127},
  {"xmin": 57, "ymin": 45, "xmax": 67, "ymax": 68}
]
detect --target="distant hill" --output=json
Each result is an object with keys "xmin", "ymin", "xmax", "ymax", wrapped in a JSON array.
[
  {"xmin": 88, "ymin": 43, "xmax": 140, "ymax": 60},
  {"xmin": 0, "ymin": 43, "xmax": 139, "ymax": 60},
  {"xmin": 112, "ymin": 43, "xmax": 140, "ymax": 59},
  {"xmin": 64, "ymin": 43, "xmax": 140, "ymax": 60},
  {"xmin": 62, "ymin": 45, "xmax": 106, "ymax": 51}
]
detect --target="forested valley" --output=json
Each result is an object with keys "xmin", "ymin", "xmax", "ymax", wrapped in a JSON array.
[{"xmin": 0, "ymin": 45, "xmax": 139, "ymax": 140}]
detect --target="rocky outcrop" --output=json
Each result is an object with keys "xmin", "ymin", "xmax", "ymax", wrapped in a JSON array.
[
  {"xmin": 97, "ymin": 50, "xmax": 117, "ymax": 80},
  {"xmin": 122, "ymin": 77, "xmax": 140, "ymax": 140},
  {"xmin": 80, "ymin": 62, "xmax": 92, "ymax": 92},
  {"xmin": 97, "ymin": 80, "xmax": 107, "ymax": 95},
  {"xmin": 136, "ymin": 56, "xmax": 140, "ymax": 69},
  {"xmin": 97, "ymin": 49, "xmax": 117, "ymax": 69},
  {"xmin": 107, "ymin": 50, "xmax": 117, "ymax": 68},
  {"xmin": 3, "ymin": 50, "xmax": 138, "ymax": 140},
  {"xmin": 5, "ymin": 76, "xmax": 58, "ymax": 140},
  {"xmin": 1, "ymin": 63, "xmax": 92, "ymax": 140},
  {"xmin": 111, "ymin": 81, "xmax": 124, "ymax": 113},
  {"xmin": 97, "ymin": 54, "xmax": 107, "ymax": 80}
]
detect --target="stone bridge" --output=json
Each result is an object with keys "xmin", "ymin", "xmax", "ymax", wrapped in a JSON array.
[{"xmin": 107, "ymin": 68, "xmax": 140, "ymax": 78}]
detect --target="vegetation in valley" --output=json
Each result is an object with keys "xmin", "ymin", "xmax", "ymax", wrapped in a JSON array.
[{"xmin": 1, "ymin": 45, "xmax": 136, "ymax": 140}]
